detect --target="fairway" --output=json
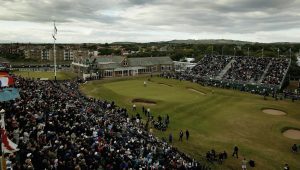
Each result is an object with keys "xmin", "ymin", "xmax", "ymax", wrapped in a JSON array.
[
  {"xmin": 81, "ymin": 77, "xmax": 300, "ymax": 170},
  {"xmin": 13, "ymin": 71, "xmax": 77, "ymax": 80}
]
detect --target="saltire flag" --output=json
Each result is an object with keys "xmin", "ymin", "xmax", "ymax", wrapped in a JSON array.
[
  {"xmin": 0, "ymin": 111, "xmax": 19, "ymax": 153},
  {"xmin": 52, "ymin": 21, "xmax": 57, "ymax": 40}
]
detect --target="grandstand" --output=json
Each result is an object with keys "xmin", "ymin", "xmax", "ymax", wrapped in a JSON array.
[{"xmin": 185, "ymin": 55, "xmax": 291, "ymax": 91}]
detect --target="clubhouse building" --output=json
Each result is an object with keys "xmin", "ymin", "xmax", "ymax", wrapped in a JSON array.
[{"xmin": 71, "ymin": 56, "xmax": 174, "ymax": 78}]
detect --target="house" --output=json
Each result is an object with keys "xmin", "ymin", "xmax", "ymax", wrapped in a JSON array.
[{"xmin": 71, "ymin": 56, "xmax": 174, "ymax": 78}]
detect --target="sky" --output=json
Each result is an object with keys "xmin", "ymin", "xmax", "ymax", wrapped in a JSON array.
[{"xmin": 0, "ymin": 0, "xmax": 300, "ymax": 43}]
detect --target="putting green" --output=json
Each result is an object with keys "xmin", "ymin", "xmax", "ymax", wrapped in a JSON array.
[{"xmin": 81, "ymin": 76, "xmax": 300, "ymax": 170}]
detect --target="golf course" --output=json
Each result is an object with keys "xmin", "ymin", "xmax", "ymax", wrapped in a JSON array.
[{"xmin": 80, "ymin": 76, "xmax": 300, "ymax": 170}]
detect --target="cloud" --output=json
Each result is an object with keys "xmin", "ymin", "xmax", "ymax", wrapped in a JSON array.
[{"xmin": 0, "ymin": 0, "xmax": 299, "ymax": 43}]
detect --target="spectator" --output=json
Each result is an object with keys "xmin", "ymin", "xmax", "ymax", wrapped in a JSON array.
[
  {"xmin": 242, "ymin": 157, "xmax": 247, "ymax": 170},
  {"xmin": 179, "ymin": 130, "xmax": 184, "ymax": 142},
  {"xmin": 284, "ymin": 163, "xmax": 290, "ymax": 170},
  {"xmin": 292, "ymin": 144, "xmax": 298, "ymax": 153},
  {"xmin": 232, "ymin": 145, "xmax": 239, "ymax": 159},
  {"xmin": 169, "ymin": 133, "xmax": 173, "ymax": 143},
  {"xmin": 186, "ymin": 129, "xmax": 190, "ymax": 141}
]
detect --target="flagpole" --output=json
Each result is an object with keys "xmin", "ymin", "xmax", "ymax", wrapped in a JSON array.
[{"xmin": 53, "ymin": 21, "xmax": 57, "ymax": 81}]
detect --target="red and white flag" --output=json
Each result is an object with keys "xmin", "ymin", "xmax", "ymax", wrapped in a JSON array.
[{"xmin": 0, "ymin": 111, "xmax": 19, "ymax": 153}]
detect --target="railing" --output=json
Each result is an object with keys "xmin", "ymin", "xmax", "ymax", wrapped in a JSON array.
[{"xmin": 279, "ymin": 59, "xmax": 292, "ymax": 89}]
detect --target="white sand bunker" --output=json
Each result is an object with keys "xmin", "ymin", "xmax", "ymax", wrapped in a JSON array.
[
  {"xmin": 187, "ymin": 88, "xmax": 206, "ymax": 95},
  {"xmin": 283, "ymin": 129, "xmax": 300, "ymax": 140},
  {"xmin": 132, "ymin": 98, "xmax": 157, "ymax": 105},
  {"xmin": 262, "ymin": 109, "xmax": 287, "ymax": 116}
]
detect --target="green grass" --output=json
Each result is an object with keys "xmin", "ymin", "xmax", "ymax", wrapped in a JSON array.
[
  {"xmin": 80, "ymin": 76, "xmax": 300, "ymax": 170},
  {"xmin": 13, "ymin": 71, "xmax": 77, "ymax": 80}
]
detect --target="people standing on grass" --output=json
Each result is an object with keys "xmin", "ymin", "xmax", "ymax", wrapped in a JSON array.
[
  {"xmin": 169, "ymin": 133, "xmax": 173, "ymax": 143},
  {"xmin": 284, "ymin": 163, "xmax": 290, "ymax": 170},
  {"xmin": 242, "ymin": 157, "xmax": 247, "ymax": 170},
  {"xmin": 147, "ymin": 108, "xmax": 151, "ymax": 117},
  {"xmin": 132, "ymin": 104, "xmax": 136, "ymax": 111},
  {"xmin": 179, "ymin": 130, "xmax": 184, "ymax": 142},
  {"xmin": 144, "ymin": 81, "xmax": 147, "ymax": 87},
  {"xmin": 232, "ymin": 145, "xmax": 239, "ymax": 158},
  {"xmin": 292, "ymin": 144, "xmax": 298, "ymax": 152},
  {"xmin": 186, "ymin": 129, "xmax": 190, "ymax": 141}
]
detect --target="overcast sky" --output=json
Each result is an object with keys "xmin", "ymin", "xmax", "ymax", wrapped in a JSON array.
[{"xmin": 0, "ymin": 0, "xmax": 300, "ymax": 43}]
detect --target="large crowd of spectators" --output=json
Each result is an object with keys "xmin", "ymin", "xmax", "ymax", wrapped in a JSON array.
[
  {"xmin": 223, "ymin": 56, "xmax": 270, "ymax": 82},
  {"xmin": 1, "ymin": 77, "xmax": 209, "ymax": 170},
  {"xmin": 178, "ymin": 55, "xmax": 290, "ymax": 88},
  {"xmin": 190, "ymin": 55, "xmax": 233, "ymax": 79},
  {"xmin": 161, "ymin": 55, "xmax": 294, "ymax": 97},
  {"xmin": 262, "ymin": 58, "xmax": 290, "ymax": 86}
]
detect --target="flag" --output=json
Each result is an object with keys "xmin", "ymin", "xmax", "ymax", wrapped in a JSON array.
[
  {"xmin": 54, "ymin": 22, "xmax": 57, "ymax": 35},
  {"xmin": 0, "ymin": 112, "xmax": 19, "ymax": 153},
  {"xmin": 52, "ymin": 21, "xmax": 57, "ymax": 40}
]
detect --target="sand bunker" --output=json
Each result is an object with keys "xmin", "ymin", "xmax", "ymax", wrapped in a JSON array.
[
  {"xmin": 132, "ymin": 98, "xmax": 157, "ymax": 105},
  {"xmin": 283, "ymin": 129, "xmax": 300, "ymax": 140},
  {"xmin": 262, "ymin": 109, "xmax": 287, "ymax": 116},
  {"xmin": 187, "ymin": 88, "xmax": 206, "ymax": 95},
  {"xmin": 158, "ymin": 83, "xmax": 172, "ymax": 87}
]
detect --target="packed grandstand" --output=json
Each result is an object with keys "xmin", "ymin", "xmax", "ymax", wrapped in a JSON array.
[{"xmin": 176, "ymin": 55, "xmax": 291, "ymax": 94}]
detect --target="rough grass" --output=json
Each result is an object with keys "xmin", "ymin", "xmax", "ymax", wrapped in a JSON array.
[
  {"xmin": 12, "ymin": 71, "xmax": 77, "ymax": 80},
  {"xmin": 80, "ymin": 76, "xmax": 300, "ymax": 170}
]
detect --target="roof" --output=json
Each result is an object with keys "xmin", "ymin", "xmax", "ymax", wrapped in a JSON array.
[
  {"xmin": 94, "ymin": 56, "xmax": 124, "ymax": 63},
  {"xmin": 98, "ymin": 63, "xmax": 120, "ymax": 69},
  {"xmin": 128, "ymin": 57, "xmax": 173, "ymax": 66},
  {"xmin": 95, "ymin": 56, "xmax": 173, "ymax": 70}
]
